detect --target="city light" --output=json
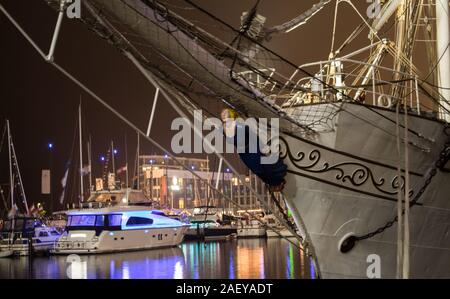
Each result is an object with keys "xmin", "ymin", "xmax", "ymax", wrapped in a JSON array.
[
  {"xmin": 113, "ymin": 149, "xmax": 118, "ymax": 155},
  {"xmin": 100, "ymin": 156, "xmax": 105, "ymax": 162},
  {"xmin": 171, "ymin": 176, "xmax": 180, "ymax": 191},
  {"xmin": 48, "ymin": 143, "xmax": 53, "ymax": 149}
]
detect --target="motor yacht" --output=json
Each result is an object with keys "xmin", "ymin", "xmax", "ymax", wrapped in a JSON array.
[{"xmin": 52, "ymin": 206, "xmax": 189, "ymax": 254}]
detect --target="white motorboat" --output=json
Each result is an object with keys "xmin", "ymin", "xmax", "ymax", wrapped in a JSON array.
[
  {"xmin": 262, "ymin": 214, "xmax": 296, "ymax": 238},
  {"xmin": 0, "ymin": 217, "xmax": 61, "ymax": 256},
  {"xmin": 185, "ymin": 206, "xmax": 237, "ymax": 240},
  {"xmin": 237, "ymin": 219, "xmax": 266, "ymax": 238},
  {"xmin": 52, "ymin": 206, "xmax": 189, "ymax": 254},
  {"xmin": 185, "ymin": 219, "xmax": 237, "ymax": 241}
]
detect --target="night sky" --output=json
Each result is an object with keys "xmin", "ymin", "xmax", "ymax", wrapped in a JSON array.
[{"xmin": 0, "ymin": 0, "xmax": 370, "ymax": 212}]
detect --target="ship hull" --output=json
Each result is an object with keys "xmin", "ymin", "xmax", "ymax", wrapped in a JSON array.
[{"xmin": 281, "ymin": 102, "xmax": 450, "ymax": 278}]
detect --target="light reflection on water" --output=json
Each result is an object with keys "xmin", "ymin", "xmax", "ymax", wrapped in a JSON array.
[{"xmin": 0, "ymin": 239, "xmax": 314, "ymax": 279}]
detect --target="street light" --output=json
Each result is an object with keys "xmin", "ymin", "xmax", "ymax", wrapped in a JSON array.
[
  {"xmin": 170, "ymin": 176, "xmax": 180, "ymax": 210},
  {"xmin": 47, "ymin": 142, "xmax": 54, "ymax": 213}
]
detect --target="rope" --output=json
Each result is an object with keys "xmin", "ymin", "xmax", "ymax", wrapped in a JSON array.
[
  {"xmin": 403, "ymin": 94, "xmax": 410, "ymax": 279},
  {"xmin": 395, "ymin": 102, "xmax": 404, "ymax": 278}
]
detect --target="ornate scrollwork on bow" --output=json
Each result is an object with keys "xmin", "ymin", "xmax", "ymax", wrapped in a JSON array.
[{"xmin": 279, "ymin": 137, "xmax": 413, "ymax": 198}]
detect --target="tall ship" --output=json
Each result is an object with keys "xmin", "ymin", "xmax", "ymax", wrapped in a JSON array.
[{"xmin": 29, "ymin": 0, "xmax": 450, "ymax": 278}]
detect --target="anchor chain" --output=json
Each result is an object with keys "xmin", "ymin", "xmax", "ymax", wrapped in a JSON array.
[{"xmin": 340, "ymin": 133, "xmax": 450, "ymax": 252}]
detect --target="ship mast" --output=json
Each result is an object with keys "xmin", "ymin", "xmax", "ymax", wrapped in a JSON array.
[{"xmin": 436, "ymin": 0, "xmax": 450, "ymax": 121}]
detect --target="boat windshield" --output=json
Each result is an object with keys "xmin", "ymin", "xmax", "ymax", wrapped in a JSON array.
[{"xmin": 67, "ymin": 214, "xmax": 122, "ymax": 230}]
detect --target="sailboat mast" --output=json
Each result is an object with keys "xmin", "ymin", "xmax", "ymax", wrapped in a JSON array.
[
  {"xmin": 87, "ymin": 135, "xmax": 93, "ymax": 195},
  {"xmin": 111, "ymin": 140, "xmax": 115, "ymax": 174},
  {"xmin": 136, "ymin": 132, "xmax": 140, "ymax": 189},
  {"xmin": 436, "ymin": 0, "xmax": 450, "ymax": 122},
  {"xmin": 6, "ymin": 120, "xmax": 13, "ymax": 210},
  {"xmin": 10, "ymin": 139, "xmax": 29, "ymax": 214},
  {"xmin": 78, "ymin": 102, "xmax": 84, "ymax": 204}
]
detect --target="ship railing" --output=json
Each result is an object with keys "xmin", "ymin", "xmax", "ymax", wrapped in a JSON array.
[
  {"xmin": 272, "ymin": 58, "xmax": 442, "ymax": 117},
  {"xmin": 237, "ymin": 68, "xmax": 277, "ymax": 92}
]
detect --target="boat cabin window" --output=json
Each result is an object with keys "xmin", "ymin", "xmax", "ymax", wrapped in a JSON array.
[
  {"xmin": 38, "ymin": 231, "xmax": 49, "ymax": 237},
  {"xmin": 126, "ymin": 217, "xmax": 154, "ymax": 227},
  {"xmin": 69, "ymin": 215, "xmax": 96, "ymax": 227},
  {"xmin": 95, "ymin": 215, "xmax": 105, "ymax": 227},
  {"xmin": 191, "ymin": 220, "xmax": 215, "ymax": 224},
  {"xmin": 66, "ymin": 214, "xmax": 122, "ymax": 230},
  {"xmin": 108, "ymin": 215, "xmax": 122, "ymax": 226}
]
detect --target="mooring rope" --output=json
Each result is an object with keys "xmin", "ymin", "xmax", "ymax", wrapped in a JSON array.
[{"xmin": 395, "ymin": 102, "xmax": 404, "ymax": 278}]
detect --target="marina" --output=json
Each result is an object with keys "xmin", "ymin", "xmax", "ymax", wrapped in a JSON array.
[
  {"xmin": 0, "ymin": 239, "xmax": 313, "ymax": 279},
  {"xmin": 1, "ymin": 0, "xmax": 450, "ymax": 282}
]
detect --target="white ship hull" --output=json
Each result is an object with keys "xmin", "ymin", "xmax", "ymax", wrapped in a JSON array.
[
  {"xmin": 281, "ymin": 102, "xmax": 450, "ymax": 278},
  {"xmin": 53, "ymin": 226, "xmax": 188, "ymax": 254}
]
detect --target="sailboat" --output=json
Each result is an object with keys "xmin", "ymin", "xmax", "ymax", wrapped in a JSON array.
[
  {"xmin": 62, "ymin": 104, "xmax": 153, "ymax": 210},
  {"xmin": 33, "ymin": 0, "xmax": 450, "ymax": 278},
  {"xmin": 0, "ymin": 120, "xmax": 61, "ymax": 256}
]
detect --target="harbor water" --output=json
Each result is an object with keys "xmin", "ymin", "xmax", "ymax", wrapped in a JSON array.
[{"xmin": 0, "ymin": 239, "xmax": 315, "ymax": 279}]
